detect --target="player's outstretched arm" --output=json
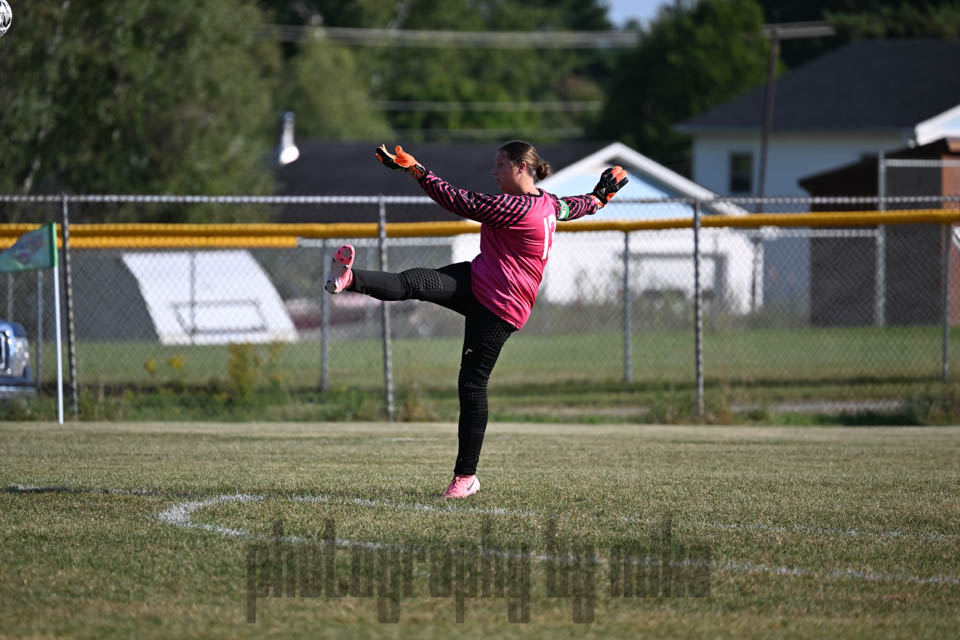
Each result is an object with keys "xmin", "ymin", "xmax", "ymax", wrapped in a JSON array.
[
  {"xmin": 376, "ymin": 144, "xmax": 533, "ymax": 227},
  {"xmin": 375, "ymin": 144, "xmax": 426, "ymax": 180},
  {"xmin": 557, "ymin": 166, "xmax": 629, "ymax": 221}
]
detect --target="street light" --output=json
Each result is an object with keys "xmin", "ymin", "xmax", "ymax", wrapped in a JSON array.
[{"xmin": 277, "ymin": 111, "xmax": 300, "ymax": 166}]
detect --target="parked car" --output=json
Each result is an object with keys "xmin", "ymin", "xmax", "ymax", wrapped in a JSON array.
[{"xmin": 0, "ymin": 318, "xmax": 32, "ymax": 385}]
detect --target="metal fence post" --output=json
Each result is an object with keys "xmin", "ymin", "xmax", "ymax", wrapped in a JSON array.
[
  {"xmin": 36, "ymin": 270, "xmax": 43, "ymax": 388},
  {"xmin": 61, "ymin": 195, "xmax": 79, "ymax": 418},
  {"xmin": 189, "ymin": 251, "xmax": 196, "ymax": 344},
  {"xmin": 693, "ymin": 199, "xmax": 704, "ymax": 417},
  {"xmin": 378, "ymin": 196, "xmax": 395, "ymax": 422},
  {"xmin": 943, "ymin": 225, "xmax": 952, "ymax": 382},
  {"xmin": 749, "ymin": 238, "xmax": 762, "ymax": 312},
  {"xmin": 876, "ymin": 154, "xmax": 886, "ymax": 327},
  {"xmin": 623, "ymin": 231, "xmax": 632, "ymax": 382},
  {"xmin": 320, "ymin": 239, "xmax": 329, "ymax": 393}
]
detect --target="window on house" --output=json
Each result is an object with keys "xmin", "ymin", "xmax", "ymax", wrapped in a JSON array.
[{"xmin": 729, "ymin": 152, "xmax": 753, "ymax": 194}]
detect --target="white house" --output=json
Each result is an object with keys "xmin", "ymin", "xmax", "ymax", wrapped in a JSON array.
[{"xmin": 677, "ymin": 40, "xmax": 960, "ymax": 198}]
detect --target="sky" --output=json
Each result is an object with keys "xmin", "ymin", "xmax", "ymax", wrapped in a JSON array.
[{"xmin": 605, "ymin": 0, "xmax": 673, "ymax": 27}]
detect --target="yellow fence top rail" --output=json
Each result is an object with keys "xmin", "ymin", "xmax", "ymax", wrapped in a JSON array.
[{"xmin": 1, "ymin": 209, "xmax": 958, "ymax": 249}]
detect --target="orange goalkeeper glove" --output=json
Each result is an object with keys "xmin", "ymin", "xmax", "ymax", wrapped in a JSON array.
[
  {"xmin": 592, "ymin": 166, "xmax": 629, "ymax": 207},
  {"xmin": 376, "ymin": 144, "xmax": 427, "ymax": 179}
]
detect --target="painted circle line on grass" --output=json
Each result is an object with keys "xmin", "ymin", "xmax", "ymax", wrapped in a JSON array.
[
  {"xmin": 5, "ymin": 484, "xmax": 959, "ymax": 587},
  {"xmin": 161, "ymin": 491, "xmax": 960, "ymax": 588}
]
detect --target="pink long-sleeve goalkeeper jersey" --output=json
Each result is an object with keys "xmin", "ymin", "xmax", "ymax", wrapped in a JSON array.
[{"xmin": 418, "ymin": 171, "xmax": 598, "ymax": 329}]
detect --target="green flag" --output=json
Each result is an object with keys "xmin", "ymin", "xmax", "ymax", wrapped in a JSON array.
[{"xmin": 0, "ymin": 223, "xmax": 59, "ymax": 273}]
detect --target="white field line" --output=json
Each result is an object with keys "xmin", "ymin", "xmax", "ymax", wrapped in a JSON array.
[
  {"xmin": 156, "ymin": 493, "xmax": 412, "ymax": 551},
  {"xmin": 162, "ymin": 492, "xmax": 960, "ymax": 587},
  {"xmin": 7, "ymin": 484, "xmax": 960, "ymax": 587},
  {"xmin": 157, "ymin": 494, "xmax": 262, "ymax": 539}
]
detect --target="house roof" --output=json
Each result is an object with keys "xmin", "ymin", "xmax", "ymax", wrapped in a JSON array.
[
  {"xmin": 273, "ymin": 140, "xmax": 611, "ymax": 223},
  {"xmin": 677, "ymin": 40, "xmax": 960, "ymax": 134}
]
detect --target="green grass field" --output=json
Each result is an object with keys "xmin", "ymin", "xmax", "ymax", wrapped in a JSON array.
[{"xmin": 2, "ymin": 421, "xmax": 959, "ymax": 638}]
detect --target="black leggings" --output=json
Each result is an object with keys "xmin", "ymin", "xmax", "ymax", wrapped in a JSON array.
[{"xmin": 349, "ymin": 262, "xmax": 516, "ymax": 476}]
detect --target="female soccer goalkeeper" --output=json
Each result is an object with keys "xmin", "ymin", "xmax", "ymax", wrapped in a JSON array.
[{"xmin": 325, "ymin": 141, "xmax": 628, "ymax": 498}]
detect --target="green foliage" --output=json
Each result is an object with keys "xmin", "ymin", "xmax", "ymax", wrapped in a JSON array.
[
  {"xmin": 368, "ymin": 0, "xmax": 610, "ymax": 140},
  {"xmin": 0, "ymin": 1, "xmax": 282, "ymax": 208},
  {"xmin": 397, "ymin": 382, "xmax": 438, "ymax": 421},
  {"xmin": 142, "ymin": 354, "xmax": 187, "ymax": 390},
  {"xmin": 904, "ymin": 381, "xmax": 960, "ymax": 423},
  {"xmin": 758, "ymin": 0, "xmax": 960, "ymax": 32},
  {"xmin": 258, "ymin": 0, "xmax": 396, "ymax": 29},
  {"xmin": 827, "ymin": 2, "xmax": 960, "ymax": 39},
  {"xmin": 595, "ymin": 0, "xmax": 770, "ymax": 174},
  {"xmin": 225, "ymin": 341, "xmax": 289, "ymax": 403},
  {"xmin": 285, "ymin": 34, "xmax": 393, "ymax": 140},
  {"xmin": 259, "ymin": 0, "xmax": 616, "ymax": 141},
  {"xmin": 259, "ymin": 0, "xmax": 614, "ymax": 31},
  {"xmin": 226, "ymin": 343, "xmax": 258, "ymax": 402}
]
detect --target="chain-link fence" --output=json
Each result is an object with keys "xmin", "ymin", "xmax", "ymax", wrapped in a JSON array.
[{"xmin": 2, "ymin": 194, "xmax": 959, "ymax": 422}]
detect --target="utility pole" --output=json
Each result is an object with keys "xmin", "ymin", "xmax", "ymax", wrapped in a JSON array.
[
  {"xmin": 755, "ymin": 21, "xmax": 836, "ymax": 206},
  {"xmin": 750, "ymin": 21, "xmax": 836, "ymax": 312}
]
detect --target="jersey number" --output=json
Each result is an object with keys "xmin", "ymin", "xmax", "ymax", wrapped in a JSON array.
[{"xmin": 542, "ymin": 213, "xmax": 557, "ymax": 260}]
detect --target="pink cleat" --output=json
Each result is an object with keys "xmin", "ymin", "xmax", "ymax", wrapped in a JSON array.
[
  {"xmin": 324, "ymin": 244, "xmax": 355, "ymax": 294},
  {"xmin": 443, "ymin": 474, "xmax": 479, "ymax": 499}
]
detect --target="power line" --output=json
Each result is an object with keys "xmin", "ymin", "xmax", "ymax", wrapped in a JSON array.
[
  {"xmin": 263, "ymin": 21, "xmax": 835, "ymax": 49},
  {"xmin": 264, "ymin": 25, "xmax": 639, "ymax": 48},
  {"xmin": 761, "ymin": 21, "xmax": 835, "ymax": 40},
  {"xmin": 393, "ymin": 127, "xmax": 586, "ymax": 140},
  {"xmin": 374, "ymin": 101, "xmax": 602, "ymax": 112}
]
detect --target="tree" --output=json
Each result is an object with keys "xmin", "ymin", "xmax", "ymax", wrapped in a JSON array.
[
  {"xmin": 0, "ymin": 1, "xmax": 282, "ymax": 215},
  {"xmin": 258, "ymin": 0, "xmax": 617, "ymax": 141},
  {"xmin": 284, "ymin": 34, "xmax": 393, "ymax": 140},
  {"xmin": 594, "ymin": 0, "xmax": 770, "ymax": 175},
  {"xmin": 358, "ymin": 0, "xmax": 615, "ymax": 140},
  {"xmin": 758, "ymin": 0, "xmax": 960, "ymax": 31},
  {"xmin": 826, "ymin": 1, "xmax": 960, "ymax": 38}
]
